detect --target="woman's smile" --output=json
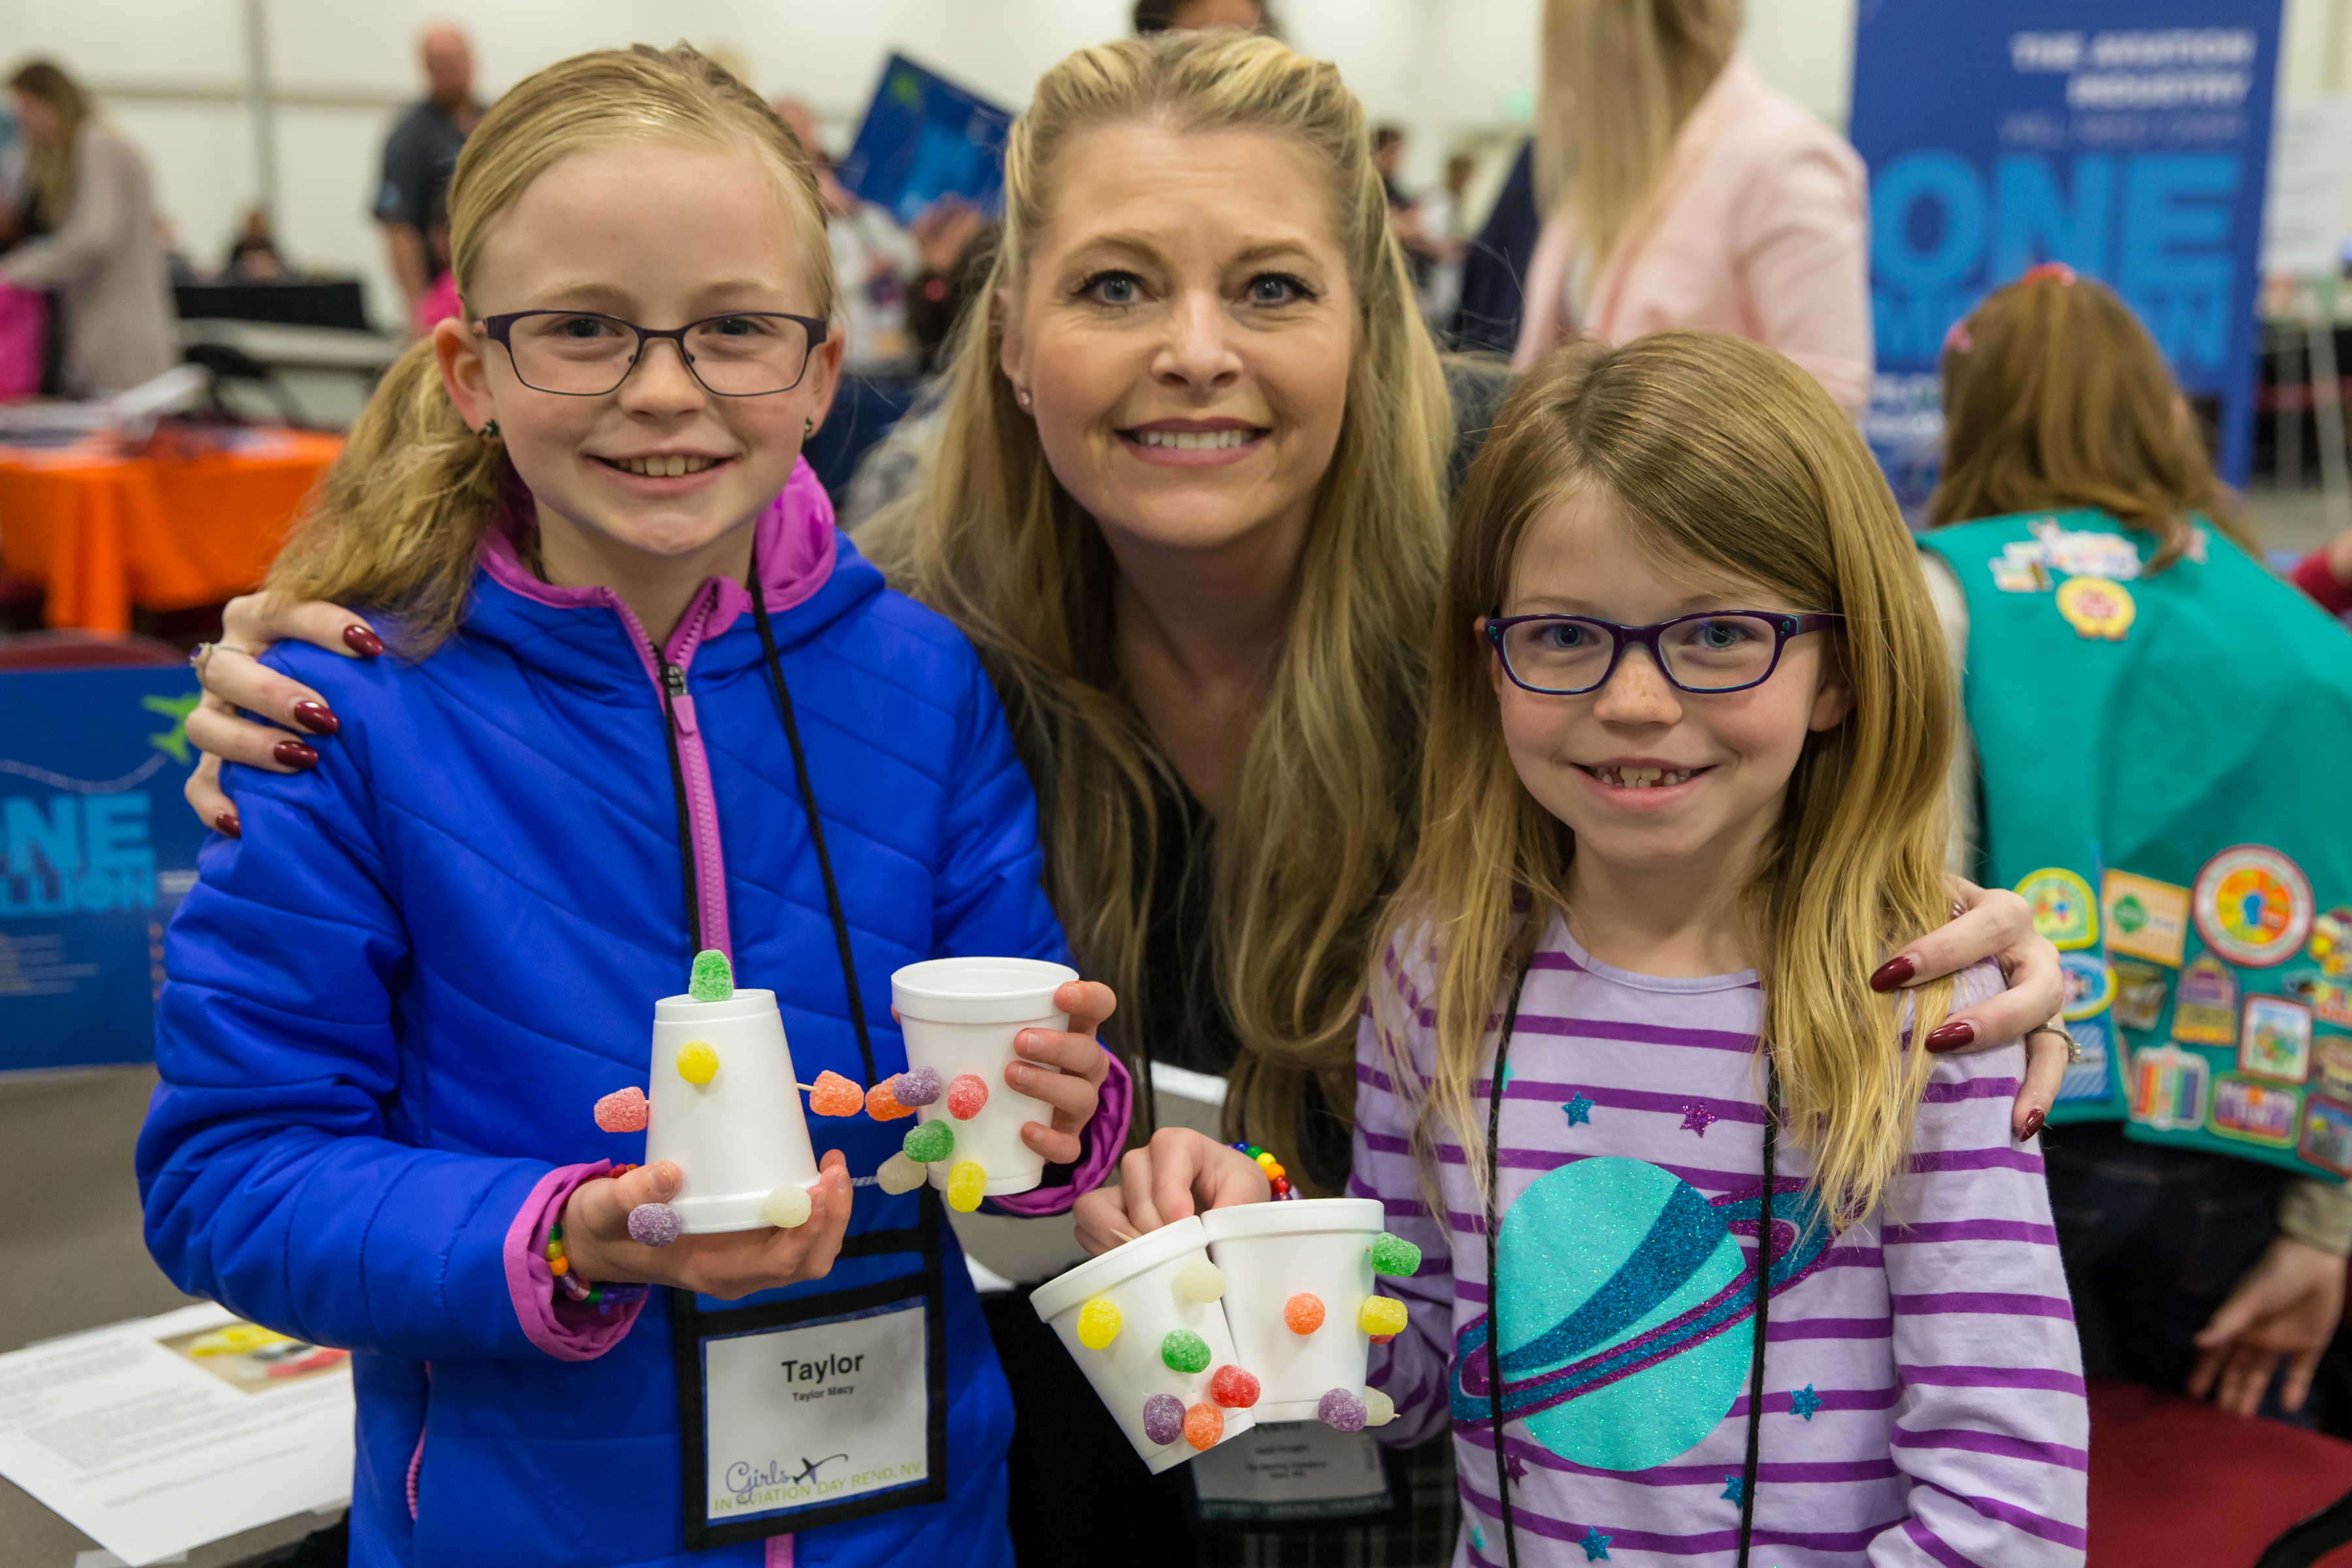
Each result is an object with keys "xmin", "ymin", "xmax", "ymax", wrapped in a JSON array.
[{"xmin": 1118, "ymin": 417, "xmax": 1270, "ymax": 466}]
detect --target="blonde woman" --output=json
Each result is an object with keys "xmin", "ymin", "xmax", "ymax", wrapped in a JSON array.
[{"xmin": 1509, "ymin": 0, "xmax": 1873, "ymax": 419}]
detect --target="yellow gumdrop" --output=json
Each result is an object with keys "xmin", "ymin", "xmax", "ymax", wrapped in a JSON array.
[
  {"xmin": 1075, "ymin": 1296, "xmax": 1122, "ymax": 1350},
  {"xmin": 1360, "ymin": 1295, "xmax": 1408, "ymax": 1337},
  {"xmin": 675, "ymin": 1039, "xmax": 718, "ymax": 1086},
  {"xmin": 947, "ymin": 1159, "xmax": 987, "ymax": 1213}
]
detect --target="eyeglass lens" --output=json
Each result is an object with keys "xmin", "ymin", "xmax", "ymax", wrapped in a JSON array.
[
  {"xmin": 1501, "ymin": 615, "xmax": 1784, "ymax": 693},
  {"xmin": 506, "ymin": 313, "xmax": 814, "ymax": 396}
]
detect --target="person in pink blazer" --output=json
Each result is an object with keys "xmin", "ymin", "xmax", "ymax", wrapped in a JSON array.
[{"xmin": 1511, "ymin": 0, "xmax": 1871, "ymax": 419}]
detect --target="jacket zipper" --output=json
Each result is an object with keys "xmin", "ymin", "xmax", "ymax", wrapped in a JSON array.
[{"xmin": 609, "ymin": 584, "xmax": 734, "ymax": 962}]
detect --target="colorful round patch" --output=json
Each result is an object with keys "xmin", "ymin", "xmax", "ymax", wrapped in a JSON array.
[
  {"xmin": 2059, "ymin": 952, "xmax": 2115, "ymax": 1021},
  {"xmin": 2056, "ymin": 576, "xmax": 2135, "ymax": 640},
  {"xmin": 2193, "ymin": 845, "xmax": 2314, "ymax": 968},
  {"xmin": 2016, "ymin": 866, "xmax": 2099, "ymax": 951}
]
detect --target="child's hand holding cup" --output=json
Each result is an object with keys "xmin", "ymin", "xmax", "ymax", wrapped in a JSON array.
[{"xmin": 1075, "ymin": 1128, "xmax": 1274, "ymax": 1256}]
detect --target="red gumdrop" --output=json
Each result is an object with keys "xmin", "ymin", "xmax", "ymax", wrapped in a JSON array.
[
  {"xmin": 593, "ymin": 1086, "xmax": 648, "ymax": 1132},
  {"xmin": 1209, "ymin": 1364, "xmax": 1261, "ymax": 1409},
  {"xmin": 1183, "ymin": 1401, "xmax": 1224, "ymax": 1451},
  {"xmin": 946, "ymin": 1073, "xmax": 990, "ymax": 1120}
]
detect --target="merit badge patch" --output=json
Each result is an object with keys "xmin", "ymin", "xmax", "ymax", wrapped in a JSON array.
[
  {"xmin": 2129, "ymin": 1044, "xmax": 2210, "ymax": 1132},
  {"xmin": 1991, "ymin": 558, "xmax": 2053, "ymax": 593},
  {"xmin": 2310, "ymin": 908, "xmax": 2352, "ymax": 979},
  {"xmin": 2299, "ymin": 1096, "xmax": 2352, "ymax": 1177},
  {"xmin": 2056, "ymin": 576, "xmax": 2136, "ymax": 640},
  {"xmin": 2057, "ymin": 1016, "xmax": 2114, "ymax": 1105},
  {"xmin": 2112, "ymin": 959, "xmax": 2170, "ymax": 1033},
  {"xmin": 2031, "ymin": 518, "xmax": 2145, "ymax": 580},
  {"xmin": 2106, "ymin": 870, "xmax": 2191, "ymax": 968},
  {"xmin": 2193, "ymin": 845, "xmax": 2315, "ymax": 968},
  {"xmin": 2170, "ymin": 956, "xmax": 2240, "ymax": 1045},
  {"xmin": 2315, "ymin": 1037, "xmax": 2352, "ymax": 1101},
  {"xmin": 2061, "ymin": 952, "xmax": 2115, "ymax": 1022},
  {"xmin": 2017, "ymin": 867, "xmax": 2099, "ymax": 951},
  {"xmin": 2293, "ymin": 972, "xmax": 2352, "ymax": 1031},
  {"xmin": 2210, "ymin": 1075, "xmax": 2301, "ymax": 1147},
  {"xmin": 2239, "ymin": 995, "xmax": 2314, "ymax": 1084}
]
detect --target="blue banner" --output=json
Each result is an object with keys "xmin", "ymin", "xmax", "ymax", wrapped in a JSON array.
[
  {"xmin": 1, "ymin": 668, "xmax": 206, "ymax": 1070},
  {"xmin": 835, "ymin": 54, "xmax": 1015, "ymax": 228},
  {"xmin": 1851, "ymin": 1, "xmax": 2283, "ymax": 504}
]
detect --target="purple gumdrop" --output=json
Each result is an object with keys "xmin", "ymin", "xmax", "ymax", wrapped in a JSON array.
[
  {"xmin": 894, "ymin": 1066, "xmax": 943, "ymax": 1107},
  {"xmin": 1316, "ymin": 1388, "xmax": 1368, "ymax": 1433},
  {"xmin": 627, "ymin": 1201, "xmax": 683, "ymax": 1247},
  {"xmin": 1141, "ymin": 1392, "xmax": 1186, "ymax": 1446}
]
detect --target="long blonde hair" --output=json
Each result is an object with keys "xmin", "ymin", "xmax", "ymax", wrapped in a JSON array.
[
  {"xmin": 860, "ymin": 29, "xmax": 1452, "ymax": 1173},
  {"xmin": 1383, "ymin": 331, "xmax": 1955, "ymax": 1229},
  {"xmin": 265, "ymin": 44, "xmax": 838, "ymax": 653},
  {"xmin": 1536, "ymin": 0, "xmax": 1740, "ymax": 274},
  {"xmin": 9, "ymin": 61, "xmax": 90, "ymax": 230}
]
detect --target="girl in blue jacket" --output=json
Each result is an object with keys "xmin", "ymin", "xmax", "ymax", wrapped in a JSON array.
[{"xmin": 137, "ymin": 46, "xmax": 1128, "ymax": 1568}]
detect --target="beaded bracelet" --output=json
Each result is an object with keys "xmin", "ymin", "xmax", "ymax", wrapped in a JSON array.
[
  {"xmin": 546, "ymin": 1174, "xmax": 653, "ymax": 1313},
  {"xmin": 1230, "ymin": 1141, "xmax": 1298, "ymax": 1200}
]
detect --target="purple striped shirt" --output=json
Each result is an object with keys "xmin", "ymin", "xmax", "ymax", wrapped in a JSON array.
[{"xmin": 1358, "ymin": 917, "xmax": 2087, "ymax": 1567}]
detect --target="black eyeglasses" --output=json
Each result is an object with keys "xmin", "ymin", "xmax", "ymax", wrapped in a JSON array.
[
  {"xmin": 478, "ymin": 310, "xmax": 830, "ymax": 398},
  {"xmin": 1484, "ymin": 611, "xmax": 1838, "ymax": 696}
]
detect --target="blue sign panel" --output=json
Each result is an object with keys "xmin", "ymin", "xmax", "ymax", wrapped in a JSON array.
[
  {"xmin": 835, "ymin": 54, "xmax": 1016, "ymax": 228},
  {"xmin": 1, "ymin": 668, "xmax": 206, "ymax": 1070},
  {"xmin": 1851, "ymin": 3, "xmax": 2283, "ymax": 503}
]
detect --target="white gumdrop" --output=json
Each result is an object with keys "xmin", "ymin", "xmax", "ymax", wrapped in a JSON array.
[
  {"xmin": 876, "ymin": 1152, "xmax": 928, "ymax": 1196},
  {"xmin": 1174, "ymin": 1256, "xmax": 1227, "ymax": 1303},
  {"xmin": 761, "ymin": 1182, "xmax": 814, "ymax": 1229},
  {"xmin": 1363, "ymin": 1387, "xmax": 1396, "ymax": 1428}
]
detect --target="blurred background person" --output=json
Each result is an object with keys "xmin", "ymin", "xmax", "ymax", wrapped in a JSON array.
[
  {"xmin": 1131, "ymin": 0, "xmax": 1278, "ymax": 33},
  {"xmin": 0, "ymin": 59, "xmax": 172, "ymax": 397},
  {"xmin": 1511, "ymin": 0, "xmax": 1872, "ymax": 418},
  {"xmin": 223, "ymin": 204, "xmax": 288, "ymax": 281},
  {"xmin": 372, "ymin": 23, "xmax": 479, "ymax": 326},
  {"xmin": 776, "ymin": 95, "xmax": 921, "ymax": 376}
]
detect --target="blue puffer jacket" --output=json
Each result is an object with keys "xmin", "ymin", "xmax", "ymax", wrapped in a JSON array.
[{"xmin": 139, "ymin": 464, "xmax": 1124, "ymax": 1568}]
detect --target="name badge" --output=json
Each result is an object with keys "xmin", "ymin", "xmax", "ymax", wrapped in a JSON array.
[{"xmin": 1190, "ymin": 1420, "xmax": 1394, "ymax": 1523}]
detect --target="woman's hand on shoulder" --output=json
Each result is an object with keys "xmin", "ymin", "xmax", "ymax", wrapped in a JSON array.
[
  {"xmin": 1005, "ymin": 981, "xmax": 1117, "ymax": 1166},
  {"xmin": 1870, "ymin": 875, "xmax": 2068, "ymax": 1141},
  {"xmin": 557, "ymin": 1154, "xmax": 855, "ymax": 1300},
  {"xmin": 184, "ymin": 594, "xmax": 384, "ymax": 836},
  {"xmin": 1073, "ymin": 1128, "xmax": 1271, "ymax": 1257}
]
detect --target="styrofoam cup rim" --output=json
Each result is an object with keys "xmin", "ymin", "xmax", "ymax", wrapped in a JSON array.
[
  {"xmin": 1028, "ymin": 1215, "xmax": 1206, "ymax": 1322},
  {"xmin": 1199, "ymin": 1196, "xmax": 1385, "ymax": 1244}
]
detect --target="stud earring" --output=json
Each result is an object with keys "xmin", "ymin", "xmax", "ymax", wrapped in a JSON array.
[
  {"xmin": 1017, "ymin": 388, "xmax": 1033, "ymax": 410},
  {"xmin": 478, "ymin": 419, "xmax": 500, "ymax": 440},
  {"xmin": 804, "ymin": 416, "xmax": 814, "ymax": 437}
]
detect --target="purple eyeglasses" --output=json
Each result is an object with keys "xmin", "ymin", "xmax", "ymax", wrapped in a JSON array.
[{"xmin": 1484, "ymin": 611, "xmax": 1838, "ymax": 696}]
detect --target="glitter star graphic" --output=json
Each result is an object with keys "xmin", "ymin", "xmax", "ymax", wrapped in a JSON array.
[
  {"xmin": 1507, "ymin": 1452, "xmax": 1529, "ymax": 1481},
  {"xmin": 1678, "ymin": 1101, "xmax": 1718, "ymax": 1136},
  {"xmin": 1563, "ymin": 1093, "xmax": 1594, "ymax": 1126},
  {"xmin": 1721, "ymin": 1474, "xmax": 1746, "ymax": 1505},
  {"xmin": 1788, "ymin": 1384, "xmax": 1822, "ymax": 1420},
  {"xmin": 1578, "ymin": 1526, "xmax": 1613, "ymax": 1561}
]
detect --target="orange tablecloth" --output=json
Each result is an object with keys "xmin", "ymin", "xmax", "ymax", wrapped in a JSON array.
[{"xmin": 0, "ymin": 428, "xmax": 342, "ymax": 632}]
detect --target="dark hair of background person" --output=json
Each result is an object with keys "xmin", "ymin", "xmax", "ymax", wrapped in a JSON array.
[
  {"xmin": 1132, "ymin": 0, "xmax": 1282, "ymax": 38},
  {"xmin": 1932, "ymin": 271, "xmax": 2252, "ymax": 572},
  {"xmin": 8, "ymin": 59, "xmax": 91, "ymax": 229}
]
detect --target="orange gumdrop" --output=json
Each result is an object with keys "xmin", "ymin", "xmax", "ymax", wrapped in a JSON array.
[
  {"xmin": 866, "ymin": 1080, "xmax": 916, "ymax": 1121},
  {"xmin": 1284, "ymin": 1292, "xmax": 1326, "ymax": 1335},
  {"xmin": 808, "ymin": 1071, "xmax": 864, "ymax": 1118},
  {"xmin": 1183, "ymin": 1401, "xmax": 1224, "ymax": 1451}
]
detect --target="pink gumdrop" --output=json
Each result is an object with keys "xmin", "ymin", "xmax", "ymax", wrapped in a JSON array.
[
  {"xmin": 593, "ymin": 1086, "xmax": 648, "ymax": 1133},
  {"xmin": 947, "ymin": 1073, "xmax": 990, "ymax": 1120}
]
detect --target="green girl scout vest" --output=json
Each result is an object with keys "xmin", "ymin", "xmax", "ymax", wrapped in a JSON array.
[{"xmin": 1919, "ymin": 510, "xmax": 2352, "ymax": 1181}]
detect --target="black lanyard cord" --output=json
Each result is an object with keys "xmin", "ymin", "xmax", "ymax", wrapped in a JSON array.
[{"xmin": 1735, "ymin": 1057, "xmax": 1779, "ymax": 1567}]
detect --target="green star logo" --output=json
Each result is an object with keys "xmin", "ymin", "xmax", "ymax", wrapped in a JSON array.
[{"xmin": 142, "ymin": 694, "xmax": 201, "ymax": 766}]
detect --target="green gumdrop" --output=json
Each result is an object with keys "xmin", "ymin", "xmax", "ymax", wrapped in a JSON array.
[
  {"xmin": 1159, "ymin": 1328, "xmax": 1211, "ymax": 1375},
  {"xmin": 1369, "ymin": 1233, "xmax": 1422, "ymax": 1278},
  {"xmin": 903, "ymin": 1120, "xmax": 956, "ymax": 1164},
  {"xmin": 689, "ymin": 949, "xmax": 734, "ymax": 1002}
]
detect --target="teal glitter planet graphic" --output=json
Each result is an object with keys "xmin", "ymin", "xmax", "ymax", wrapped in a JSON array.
[{"xmin": 1497, "ymin": 1156, "xmax": 1750, "ymax": 1471}]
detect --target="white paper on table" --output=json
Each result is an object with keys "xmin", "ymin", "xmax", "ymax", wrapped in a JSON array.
[
  {"xmin": 0, "ymin": 1302, "xmax": 353, "ymax": 1567},
  {"xmin": 2264, "ymin": 98, "xmax": 2352, "ymax": 278}
]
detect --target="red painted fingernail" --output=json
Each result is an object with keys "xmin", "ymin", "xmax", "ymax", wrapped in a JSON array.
[
  {"xmin": 214, "ymin": 809, "xmax": 240, "ymax": 838},
  {"xmin": 2019, "ymin": 1109, "xmax": 2046, "ymax": 1143},
  {"xmin": 1869, "ymin": 955, "xmax": 1916, "ymax": 992},
  {"xmin": 273, "ymin": 740, "xmax": 319, "ymax": 770},
  {"xmin": 1923, "ymin": 1020, "xmax": 1976, "ymax": 1053},
  {"xmin": 290, "ymin": 700, "xmax": 339, "ymax": 736},
  {"xmin": 343, "ymin": 624, "xmax": 384, "ymax": 657}
]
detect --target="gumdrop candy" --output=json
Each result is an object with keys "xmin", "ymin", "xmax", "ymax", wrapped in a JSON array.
[
  {"xmin": 1283, "ymin": 1292, "xmax": 1326, "ymax": 1335},
  {"xmin": 1209, "ymin": 1365, "xmax": 1260, "ymax": 1409},
  {"xmin": 688, "ymin": 949, "xmax": 734, "ymax": 1002},
  {"xmin": 593, "ymin": 1086, "xmax": 649, "ymax": 1132},
  {"xmin": 627, "ymin": 1202, "xmax": 682, "ymax": 1247},
  {"xmin": 866, "ymin": 1081, "xmax": 917, "ymax": 1122},
  {"xmin": 1369, "ymin": 1233, "xmax": 1422, "ymax": 1277},
  {"xmin": 762, "ymin": 1183, "xmax": 813, "ymax": 1229},
  {"xmin": 1075, "ymin": 1296, "xmax": 1122, "ymax": 1350},
  {"xmin": 893, "ymin": 1066, "xmax": 943, "ymax": 1107},
  {"xmin": 903, "ymin": 1120, "xmax": 956, "ymax": 1163},
  {"xmin": 1316, "ymin": 1388, "xmax": 1368, "ymax": 1433},
  {"xmin": 675, "ymin": 1040, "xmax": 718, "ymax": 1086},
  {"xmin": 807, "ymin": 1071, "xmax": 864, "ymax": 1117},
  {"xmin": 1359, "ymin": 1296, "xmax": 1408, "ymax": 1337},
  {"xmin": 946, "ymin": 1073, "xmax": 990, "ymax": 1120},
  {"xmin": 1363, "ymin": 1388, "xmax": 1397, "ymax": 1428},
  {"xmin": 876, "ymin": 1152, "xmax": 928, "ymax": 1195},
  {"xmin": 1141, "ymin": 1393, "xmax": 1186, "ymax": 1446},
  {"xmin": 1160, "ymin": 1328, "xmax": 1212, "ymax": 1375},
  {"xmin": 947, "ymin": 1160, "xmax": 987, "ymax": 1212},
  {"xmin": 1174, "ymin": 1257, "xmax": 1227, "ymax": 1303},
  {"xmin": 1183, "ymin": 1402, "xmax": 1224, "ymax": 1451}
]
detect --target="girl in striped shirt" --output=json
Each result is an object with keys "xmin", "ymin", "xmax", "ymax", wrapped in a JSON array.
[{"xmin": 1356, "ymin": 331, "xmax": 2086, "ymax": 1566}]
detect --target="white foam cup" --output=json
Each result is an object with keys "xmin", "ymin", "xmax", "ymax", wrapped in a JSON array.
[
  {"xmin": 644, "ymin": 989, "xmax": 821, "ymax": 1233},
  {"xmin": 890, "ymin": 956, "xmax": 1077, "ymax": 1198},
  {"xmin": 1201, "ymin": 1198, "xmax": 1386, "ymax": 1421},
  {"xmin": 1030, "ymin": 1217, "xmax": 1258, "ymax": 1472}
]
